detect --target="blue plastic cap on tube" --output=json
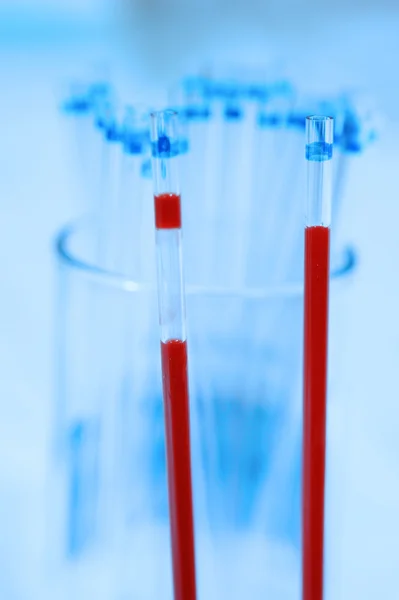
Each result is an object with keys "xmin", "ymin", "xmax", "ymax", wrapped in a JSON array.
[
  {"xmin": 306, "ymin": 116, "xmax": 334, "ymax": 162},
  {"xmin": 306, "ymin": 142, "xmax": 333, "ymax": 162},
  {"xmin": 150, "ymin": 109, "xmax": 181, "ymax": 158}
]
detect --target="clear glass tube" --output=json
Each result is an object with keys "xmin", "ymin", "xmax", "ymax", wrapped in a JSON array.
[
  {"xmin": 150, "ymin": 110, "xmax": 186, "ymax": 342},
  {"xmin": 248, "ymin": 91, "xmax": 295, "ymax": 287},
  {"xmin": 117, "ymin": 106, "xmax": 151, "ymax": 279},
  {"xmin": 305, "ymin": 116, "xmax": 334, "ymax": 227},
  {"xmin": 60, "ymin": 81, "xmax": 97, "ymax": 219},
  {"xmin": 94, "ymin": 100, "xmax": 123, "ymax": 270},
  {"xmin": 150, "ymin": 109, "xmax": 197, "ymax": 600},
  {"xmin": 303, "ymin": 115, "xmax": 334, "ymax": 600},
  {"xmin": 210, "ymin": 97, "xmax": 242, "ymax": 287}
]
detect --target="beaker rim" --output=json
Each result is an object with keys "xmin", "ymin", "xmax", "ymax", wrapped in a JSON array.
[{"xmin": 55, "ymin": 218, "xmax": 356, "ymax": 299}]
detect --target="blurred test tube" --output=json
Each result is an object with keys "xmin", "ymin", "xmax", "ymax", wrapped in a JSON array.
[
  {"xmin": 60, "ymin": 78, "xmax": 113, "ymax": 218},
  {"xmin": 246, "ymin": 84, "xmax": 295, "ymax": 288},
  {"xmin": 118, "ymin": 106, "xmax": 153, "ymax": 280},
  {"xmin": 208, "ymin": 84, "xmax": 248, "ymax": 288},
  {"xmin": 168, "ymin": 78, "xmax": 213, "ymax": 286},
  {"xmin": 271, "ymin": 94, "xmax": 330, "ymax": 285},
  {"xmin": 331, "ymin": 92, "xmax": 379, "ymax": 239},
  {"xmin": 95, "ymin": 100, "xmax": 125, "ymax": 271}
]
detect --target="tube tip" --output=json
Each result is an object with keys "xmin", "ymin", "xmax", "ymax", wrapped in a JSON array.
[{"xmin": 306, "ymin": 115, "xmax": 334, "ymax": 161}]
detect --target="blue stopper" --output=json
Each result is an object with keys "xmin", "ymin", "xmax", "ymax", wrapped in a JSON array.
[
  {"xmin": 258, "ymin": 113, "xmax": 282, "ymax": 128},
  {"xmin": 96, "ymin": 110, "xmax": 114, "ymax": 132},
  {"xmin": 89, "ymin": 82, "xmax": 110, "ymax": 99},
  {"xmin": 288, "ymin": 113, "xmax": 307, "ymax": 129},
  {"xmin": 179, "ymin": 138, "xmax": 189, "ymax": 154},
  {"xmin": 340, "ymin": 113, "xmax": 363, "ymax": 153},
  {"xmin": 184, "ymin": 106, "xmax": 211, "ymax": 120},
  {"xmin": 96, "ymin": 117, "xmax": 106, "ymax": 129},
  {"xmin": 125, "ymin": 138, "xmax": 143, "ymax": 154},
  {"xmin": 151, "ymin": 134, "xmax": 180, "ymax": 158},
  {"xmin": 224, "ymin": 106, "xmax": 242, "ymax": 120},
  {"xmin": 105, "ymin": 123, "xmax": 120, "ymax": 142},
  {"xmin": 306, "ymin": 141, "xmax": 333, "ymax": 161},
  {"xmin": 63, "ymin": 97, "xmax": 91, "ymax": 114},
  {"xmin": 124, "ymin": 131, "xmax": 149, "ymax": 155},
  {"xmin": 141, "ymin": 159, "xmax": 152, "ymax": 179},
  {"xmin": 158, "ymin": 134, "xmax": 170, "ymax": 154},
  {"xmin": 247, "ymin": 85, "xmax": 269, "ymax": 101}
]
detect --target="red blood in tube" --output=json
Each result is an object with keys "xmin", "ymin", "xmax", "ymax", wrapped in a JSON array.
[
  {"xmin": 160, "ymin": 339, "xmax": 196, "ymax": 600},
  {"xmin": 155, "ymin": 193, "xmax": 182, "ymax": 229},
  {"xmin": 303, "ymin": 225, "xmax": 330, "ymax": 600}
]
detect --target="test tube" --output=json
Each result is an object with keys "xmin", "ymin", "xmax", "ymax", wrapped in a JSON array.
[
  {"xmin": 302, "ymin": 115, "xmax": 334, "ymax": 600},
  {"xmin": 87, "ymin": 82, "xmax": 115, "ymax": 203},
  {"xmin": 150, "ymin": 110, "xmax": 197, "ymax": 600},
  {"xmin": 270, "ymin": 97, "xmax": 310, "ymax": 285},
  {"xmin": 209, "ymin": 86, "xmax": 248, "ymax": 288},
  {"xmin": 96, "ymin": 101, "xmax": 124, "ymax": 271},
  {"xmin": 117, "ymin": 106, "xmax": 151, "ymax": 279},
  {"xmin": 331, "ymin": 93, "xmax": 378, "ymax": 243},
  {"xmin": 60, "ymin": 81, "xmax": 98, "ymax": 217},
  {"xmin": 247, "ymin": 88, "xmax": 294, "ymax": 287},
  {"xmin": 223, "ymin": 92, "xmax": 258, "ymax": 289},
  {"xmin": 169, "ymin": 82, "xmax": 213, "ymax": 287}
]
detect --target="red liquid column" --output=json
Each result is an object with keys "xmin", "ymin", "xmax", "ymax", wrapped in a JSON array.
[
  {"xmin": 302, "ymin": 116, "xmax": 334, "ymax": 600},
  {"xmin": 150, "ymin": 110, "xmax": 197, "ymax": 600}
]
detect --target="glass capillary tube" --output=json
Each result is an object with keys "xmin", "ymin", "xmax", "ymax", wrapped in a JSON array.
[
  {"xmin": 210, "ymin": 88, "xmax": 246, "ymax": 288},
  {"xmin": 118, "ymin": 107, "xmax": 150, "ymax": 278},
  {"xmin": 305, "ymin": 116, "xmax": 333, "ymax": 227},
  {"xmin": 83, "ymin": 83, "xmax": 114, "ymax": 216},
  {"xmin": 330, "ymin": 99, "xmax": 355, "ymax": 239},
  {"xmin": 302, "ymin": 115, "xmax": 334, "ymax": 600},
  {"xmin": 62, "ymin": 81, "xmax": 97, "ymax": 217},
  {"xmin": 275, "ymin": 99, "xmax": 335, "ymax": 284},
  {"xmin": 60, "ymin": 84, "xmax": 118, "ymax": 560},
  {"xmin": 151, "ymin": 110, "xmax": 186, "ymax": 341},
  {"xmin": 230, "ymin": 98, "xmax": 257, "ymax": 289},
  {"xmin": 96, "ymin": 106, "xmax": 133, "ymax": 560},
  {"xmin": 96, "ymin": 102, "xmax": 124, "ymax": 271},
  {"xmin": 216, "ymin": 100, "xmax": 241, "ymax": 287},
  {"xmin": 150, "ymin": 110, "xmax": 197, "ymax": 600},
  {"xmin": 202, "ymin": 98, "xmax": 223, "ymax": 287},
  {"xmin": 271, "ymin": 97, "xmax": 309, "ymax": 285},
  {"xmin": 114, "ymin": 111, "xmax": 154, "ymax": 594},
  {"xmin": 183, "ymin": 113, "xmax": 211, "ymax": 287},
  {"xmin": 248, "ymin": 90, "xmax": 294, "ymax": 287}
]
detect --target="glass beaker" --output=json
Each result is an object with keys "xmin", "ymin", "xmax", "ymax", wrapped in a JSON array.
[{"xmin": 49, "ymin": 217, "xmax": 355, "ymax": 600}]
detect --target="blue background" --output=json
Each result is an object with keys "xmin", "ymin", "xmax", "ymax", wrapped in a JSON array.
[{"xmin": 1, "ymin": 0, "xmax": 399, "ymax": 597}]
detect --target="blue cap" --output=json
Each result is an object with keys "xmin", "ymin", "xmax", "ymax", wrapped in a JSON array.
[
  {"xmin": 151, "ymin": 134, "xmax": 180, "ymax": 158},
  {"xmin": 306, "ymin": 141, "xmax": 333, "ymax": 161}
]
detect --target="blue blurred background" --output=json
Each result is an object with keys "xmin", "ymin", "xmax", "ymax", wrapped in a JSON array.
[{"xmin": 2, "ymin": 0, "xmax": 399, "ymax": 597}]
